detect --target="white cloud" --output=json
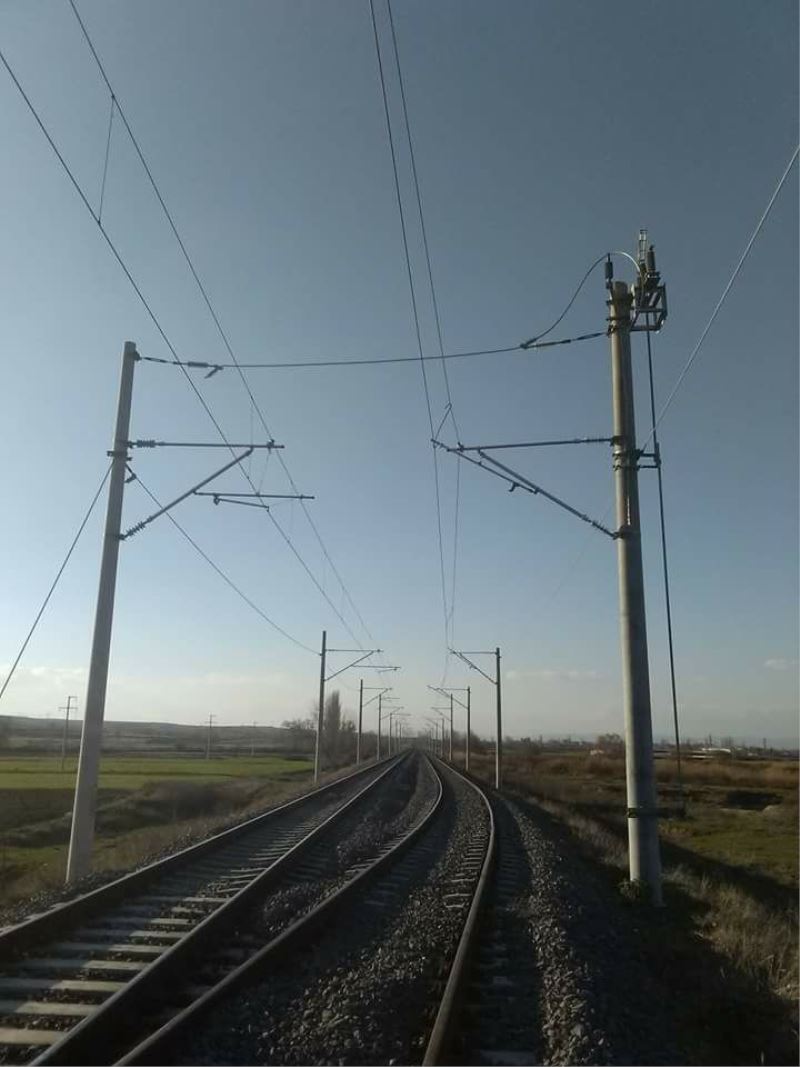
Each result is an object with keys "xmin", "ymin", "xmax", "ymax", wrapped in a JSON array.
[
  {"xmin": 505, "ymin": 667, "xmax": 601, "ymax": 683},
  {"xmin": 764, "ymin": 658, "xmax": 797, "ymax": 672}
]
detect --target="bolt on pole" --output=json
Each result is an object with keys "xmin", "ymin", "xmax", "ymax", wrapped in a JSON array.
[
  {"xmin": 608, "ymin": 280, "xmax": 662, "ymax": 904},
  {"xmin": 495, "ymin": 647, "xmax": 502, "ymax": 790},
  {"xmin": 66, "ymin": 341, "xmax": 137, "ymax": 884},
  {"xmin": 314, "ymin": 629, "xmax": 327, "ymax": 783},
  {"xmin": 357, "ymin": 678, "xmax": 363, "ymax": 766}
]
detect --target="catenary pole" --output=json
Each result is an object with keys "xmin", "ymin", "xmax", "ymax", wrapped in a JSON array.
[
  {"xmin": 314, "ymin": 629, "xmax": 327, "ymax": 783},
  {"xmin": 377, "ymin": 692, "xmax": 382, "ymax": 759},
  {"xmin": 466, "ymin": 686, "xmax": 471, "ymax": 772},
  {"xmin": 448, "ymin": 693, "xmax": 454, "ymax": 761},
  {"xmin": 66, "ymin": 342, "xmax": 138, "ymax": 883},
  {"xmin": 495, "ymin": 647, "xmax": 502, "ymax": 789},
  {"xmin": 608, "ymin": 280, "xmax": 662, "ymax": 903},
  {"xmin": 357, "ymin": 678, "xmax": 363, "ymax": 765}
]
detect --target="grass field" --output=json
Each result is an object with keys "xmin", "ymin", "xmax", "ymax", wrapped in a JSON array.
[
  {"xmin": 0, "ymin": 753, "xmax": 314, "ymax": 911},
  {"xmin": 485, "ymin": 750, "xmax": 799, "ymax": 888},
  {"xmin": 0, "ymin": 753, "xmax": 311, "ymax": 790}
]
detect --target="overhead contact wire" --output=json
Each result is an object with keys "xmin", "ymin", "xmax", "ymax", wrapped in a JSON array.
[
  {"xmin": 67, "ymin": 0, "xmax": 373, "ymax": 650},
  {"xmin": 131, "ymin": 472, "xmax": 317, "ymax": 654},
  {"xmin": 369, "ymin": 0, "xmax": 451, "ymax": 660}
]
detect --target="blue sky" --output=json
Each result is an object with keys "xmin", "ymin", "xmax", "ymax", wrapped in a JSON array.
[{"xmin": 1, "ymin": 0, "xmax": 797, "ymax": 745}]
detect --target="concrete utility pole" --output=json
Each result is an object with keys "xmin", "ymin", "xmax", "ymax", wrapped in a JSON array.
[
  {"xmin": 205, "ymin": 712, "xmax": 215, "ymax": 760},
  {"xmin": 449, "ymin": 694, "xmax": 454, "ymax": 761},
  {"xmin": 357, "ymin": 679, "xmax": 364, "ymax": 765},
  {"xmin": 608, "ymin": 280, "xmax": 662, "ymax": 903},
  {"xmin": 314, "ymin": 629, "xmax": 327, "ymax": 783},
  {"xmin": 66, "ymin": 342, "xmax": 137, "ymax": 884},
  {"xmin": 466, "ymin": 686, "xmax": 471, "ymax": 772},
  {"xmin": 60, "ymin": 695, "xmax": 76, "ymax": 772},
  {"xmin": 377, "ymin": 692, "xmax": 383, "ymax": 759},
  {"xmin": 494, "ymin": 647, "xmax": 502, "ymax": 790},
  {"xmin": 450, "ymin": 648, "xmax": 502, "ymax": 787}
]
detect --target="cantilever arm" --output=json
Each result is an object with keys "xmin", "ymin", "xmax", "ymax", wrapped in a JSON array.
[{"xmin": 121, "ymin": 449, "xmax": 253, "ymax": 539}]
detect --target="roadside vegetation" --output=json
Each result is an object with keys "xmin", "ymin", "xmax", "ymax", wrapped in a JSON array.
[{"xmin": 470, "ymin": 747, "xmax": 799, "ymax": 1065}]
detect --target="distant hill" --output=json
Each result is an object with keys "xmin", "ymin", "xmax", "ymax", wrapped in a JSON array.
[{"xmin": 0, "ymin": 714, "xmax": 312, "ymax": 756}]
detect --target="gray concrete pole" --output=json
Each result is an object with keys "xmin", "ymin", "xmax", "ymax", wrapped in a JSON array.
[
  {"xmin": 495, "ymin": 647, "xmax": 502, "ymax": 790},
  {"xmin": 608, "ymin": 280, "xmax": 662, "ymax": 903},
  {"xmin": 314, "ymin": 630, "xmax": 326, "ymax": 783},
  {"xmin": 357, "ymin": 678, "xmax": 363, "ymax": 765},
  {"xmin": 466, "ymin": 687, "xmax": 471, "ymax": 772},
  {"xmin": 377, "ymin": 693, "xmax": 382, "ymax": 759},
  {"xmin": 66, "ymin": 342, "xmax": 137, "ymax": 883},
  {"xmin": 449, "ymin": 693, "xmax": 454, "ymax": 761}
]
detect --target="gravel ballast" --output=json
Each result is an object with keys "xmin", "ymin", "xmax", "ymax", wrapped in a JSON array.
[
  {"xmin": 458, "ymin": 792, "xmax": 683, "ymax": 1066},
  {"xmin": 177, "ymin": 760, "xmax": 490, "ymax": 1066}
]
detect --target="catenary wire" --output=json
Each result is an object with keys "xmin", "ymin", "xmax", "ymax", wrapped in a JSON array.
[
  {"xmin": 369, "ymin": 0, "xmax": 451, "ymax": 665},
  {"xmin": 130, "ymin": 470, "xmax": 318, "ymax": 654},
  {"xmin": 98, "ymin": 94, "xmax": 114, "ymax": 224},
  {"xmin": 66, "ymin": 0, "xmax": 375, "ymax": 649},
  {"xmin": 642, "ymin": 143, "xmax": 799, "ymax": 448},
  {"xmin": 645, "ymin": 329, "xmax": 685, "ymax": 803},
  {"xmin": 0, "ymin": 463, "xmax": 112, "ymax": 704},
  {"xmin": 3, "ymin": 34, "xmax": 364, "ymax": 651},
  {"xmin": 138, "ymin": 332, "xmax": 604, "ymax": 371},
  {"xmin": 386, "ymin": 0, "xmax": 459, "ymax": 442}
]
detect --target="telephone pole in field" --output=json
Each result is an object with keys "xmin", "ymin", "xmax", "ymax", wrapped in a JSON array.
[{"xmin": 60, "ymin": 695, "xmax": 77, "ymax": 771}]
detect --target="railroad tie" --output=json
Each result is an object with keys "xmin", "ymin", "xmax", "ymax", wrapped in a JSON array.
[{"xmin": 0, "ymin": 1026, "xmax": 62, "ymax": 1047}]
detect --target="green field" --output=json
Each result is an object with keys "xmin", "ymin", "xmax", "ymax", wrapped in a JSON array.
[
  {"xmin": 0, "ymin": 753, "xmax": 315, "ymax": 911},
  {"xmin": 0, "ymin": 754, "xmax": 312, "ymax": 791}
]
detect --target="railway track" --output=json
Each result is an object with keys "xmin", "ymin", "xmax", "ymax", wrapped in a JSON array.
[
  {"xmin": 124, "ymin": 755, "xmax": 495, "ymax": 1067},
  {"xmin": 0, "ymin": 755, "xmax": 403, "ymax": 1066},
  {"xmin": 2, "ymin": 754, "xmax": 518, "ymax": 1066}
]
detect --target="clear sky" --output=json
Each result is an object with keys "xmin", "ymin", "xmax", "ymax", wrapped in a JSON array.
[{"xmin": 1, "ymin": 0, "xmax": 797, "ymax": 746}]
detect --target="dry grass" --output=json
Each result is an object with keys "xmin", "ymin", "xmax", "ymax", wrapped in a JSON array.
[
  {"xmin": 505, "ymin": 750, "xmax": 798, "ymax": 791},
  {"xmin": 472, "ymin": 750, "xmax": 799, "ymax": 1064}
]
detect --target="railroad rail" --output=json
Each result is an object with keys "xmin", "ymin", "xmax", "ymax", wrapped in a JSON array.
[
  {"xmin": 422, "ymin": 761, "xmax": 496, "ymax": 1065},
  {"xmin": 120, "ymin": 756, "xmax": 495, "ymax": 1067},
  {"xmin": 0, "ymin": 755, "xmax": 402, "ymax": 1065}
]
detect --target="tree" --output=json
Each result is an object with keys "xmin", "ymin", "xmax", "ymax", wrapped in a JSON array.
[
  {"xmin": 281, "ymin": 717, "xmax": 315, "ymax": 754},
  {"xmin": 596, "ymin": 732, "xmax": 624, "ymax": 754},
  {"xmin": 323, "ymin": 690, "xmax": 343, "ymax": 761}
]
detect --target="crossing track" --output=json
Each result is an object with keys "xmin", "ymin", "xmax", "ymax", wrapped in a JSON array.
[
  {"xmin": 0, "ymin": 756, "xmax": 403, "ymax": 1066},
  {"xmin": 123, "ymin": 756, "xmax": 494, "ymax": 1067}
]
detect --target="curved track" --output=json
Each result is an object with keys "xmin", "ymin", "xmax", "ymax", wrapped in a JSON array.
[{"xmin": 128, "ymin": 755, "xmax": 495, "ymax": 1067}]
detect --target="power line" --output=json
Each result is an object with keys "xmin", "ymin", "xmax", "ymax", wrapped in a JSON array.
[
  {"xmin": 130, "ymin": 471, "xmax": 317, "ymax": 654},
  {"xmin": 138, "ymin": 332, "xmax": 605, "ymax": 372},
  {"xmin": 369, "ymin": 0, "xmax": 451, "ymax": 662},
  {"xmin": 521, "ymin": 255, "xmax": 608, "ymax": 348},
  {"xmin": 386, "ymin": 0, "xmax": 459, "ymax": 441},
  {"xmin": 0, "ymin": 463, "xmax": 112, "ymax": 704},
  {"xmin": 643, "ymin": 143, "xmax": 799, "ymax": 447},
  {"xmin": 66, "ymin": 0, "xmax": 374, "ymax": 649},
  {"xmin": 5, "ymin": 26, "xmax": 366, "ymax": 652}
]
